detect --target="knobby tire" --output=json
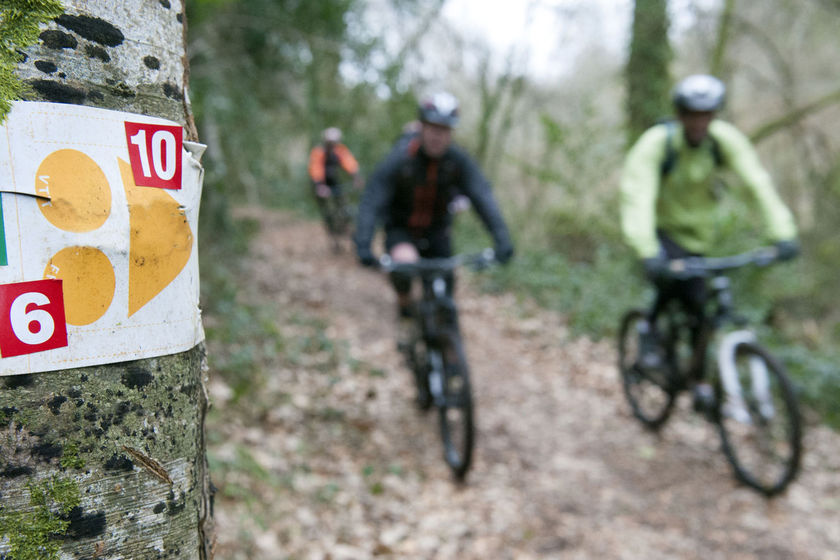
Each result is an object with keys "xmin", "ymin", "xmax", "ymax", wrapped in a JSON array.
[
  {"xmin": 406, "ymin": 323, "xmax": 432, "ymax": 411},
  {"xmin": 434, "ymin": 328, "xmax": 474, "ymax": 480},
  {"xmin": 714, "ymin": 341, "xmax": 802, "ymax": 496},
  {"xmin": 618, "ymin": 309, "xmax": 676, "ymax": 430}
]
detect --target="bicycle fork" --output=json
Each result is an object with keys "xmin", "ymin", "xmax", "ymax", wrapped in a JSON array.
[
  {"xmin": 717, "ymin": 330, "xmax": 774, "ymax": 423},
  {"xmin": 422, "ymin": 277, "xmax": 461, "ymax": 408},
  {"xmin": 428, "ymin": 349, "xmax": 446, "ymax": 407}
]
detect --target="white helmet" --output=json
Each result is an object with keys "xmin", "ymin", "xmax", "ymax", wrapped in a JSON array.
[
  {"xmin": 322, "ymin": 127, "xmax": 342, "ymax": 142},
  {"xmin": 418, "ymin": 91, "xmax": 459, "ymax": 127},
  {"xmin": 672, "ymin": 75, "xmax": 726, "ymax": 112}
]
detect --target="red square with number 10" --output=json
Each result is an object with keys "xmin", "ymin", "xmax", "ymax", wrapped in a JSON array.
[
  {"xmin": 124, "ymin": 122, "xmax": 183, "ymax": 190},
  {"xmin": 0, "ymin": 279, "xmax": 68, "ymax": 358}
]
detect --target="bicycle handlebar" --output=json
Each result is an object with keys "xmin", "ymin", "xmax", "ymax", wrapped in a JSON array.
[
  {"xmin": 378, "ymin": 248, "xmax": 496, "ymax": 275},
  {"xmin": 666, "ymin": 246, "xmax": 780, "ymax": 279}
]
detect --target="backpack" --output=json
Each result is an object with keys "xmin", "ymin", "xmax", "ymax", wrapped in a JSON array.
[{"xmin": 660, "ymin": 119, "xmax": 724, "ymax": 177}]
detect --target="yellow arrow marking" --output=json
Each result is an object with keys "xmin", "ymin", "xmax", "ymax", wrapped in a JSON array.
[{"xmin": 118, "ymin": 158, "xmax": 193, "ymax": 317}]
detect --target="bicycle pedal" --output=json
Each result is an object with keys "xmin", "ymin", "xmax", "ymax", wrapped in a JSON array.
[
  {"xmin": 722, "ymin": 401, "xmax": 751, "ymax": 424},
  {"xmin": 691, "ymin": 384, "xmax": 716, "ymax": 414},
  {"xmin": 416, "ymin": 389, "xmax": 432, "ymax": 411}
]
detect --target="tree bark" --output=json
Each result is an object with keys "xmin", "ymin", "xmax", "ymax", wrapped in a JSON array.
[{"xmin": 0, "ymin": 2, "xmax": 213, "ymax": 559}]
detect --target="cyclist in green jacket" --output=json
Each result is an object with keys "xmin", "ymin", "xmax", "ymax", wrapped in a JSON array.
[{"xmin": 620, "ymin": 74, "xmax": 799, "ymax": 408}]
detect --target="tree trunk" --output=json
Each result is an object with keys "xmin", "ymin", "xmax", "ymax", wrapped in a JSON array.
[
  {"xmin": 0, "ymin": 2, "xmax": 213, "ymax": 559},
  {"xmin": 625, "ymin": 0, "xmax": 672, "ymax": 144}
]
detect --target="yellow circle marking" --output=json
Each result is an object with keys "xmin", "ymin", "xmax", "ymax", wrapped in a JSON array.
[
  {"xmin": 44, "ymin": 247, "xmax": 115, "ymax": 326},
  {"xmin": 37, "ymin": 149, "xmax": 111, "ymax": 232}
]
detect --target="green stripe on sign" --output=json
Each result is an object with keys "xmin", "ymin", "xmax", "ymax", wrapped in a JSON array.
[{"xmin": 0, "ymin": 197, "xmax": 6, "ymax": 266}]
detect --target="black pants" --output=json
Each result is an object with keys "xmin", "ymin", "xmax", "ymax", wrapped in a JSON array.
[
  {"xmin": 649, "ymin": 231, "xmax": 708, "ymax": 378},
  {"xmin": 314, "ymin": 184, "xmax": 345, "ymax": 229},
  {"xmin": 649, "ymin": 231, "xmax": 707, "ymax": 322},
  {"xmin": 385, "ymin": 227, "xmax": 453, "ymax": 297},
  {"xmin": 648, "ymin": 230, "xmax": 708, "ymax": 381}
]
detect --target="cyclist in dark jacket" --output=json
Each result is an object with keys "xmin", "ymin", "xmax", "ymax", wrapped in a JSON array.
[{"xmin": 354, "ymin": 92, "xmax": 514, "ymax": 317}]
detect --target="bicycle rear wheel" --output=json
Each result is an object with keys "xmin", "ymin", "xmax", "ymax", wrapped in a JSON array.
[
  {"xmin": 715, "ymin": 341, "xmax": 802, "ymax": 496},
  {"xmin": 432, "ymin": 329, "xmax": 474, "ymax": 480},
  {"xmin": 618, "ymin": 309, "xmax": 676, "ymax": 430},
  {"xmin": 323, "ymin": 196, "xmax": 351, "ymax": 252},
  {"xmin": 332, "ymin": 202, "xmax": 351, "ymax": 236}
]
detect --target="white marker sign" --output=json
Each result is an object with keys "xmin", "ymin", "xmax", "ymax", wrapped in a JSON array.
[{"xmin": 0, "ymin": 101, "xmax": 205, "ymax": 375}]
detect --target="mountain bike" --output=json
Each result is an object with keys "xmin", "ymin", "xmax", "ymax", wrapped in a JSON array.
[
  {"xmin": 380, "ymin": 249, "xmax": 496, "ymax": 480},
  {"xmin": 617, "ymin": 246, "xmax": 802, "ymax": 496}
]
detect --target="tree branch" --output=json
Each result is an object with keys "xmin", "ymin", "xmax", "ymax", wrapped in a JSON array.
[
  {"xmin": 750, "ymin": 87, "xmax": 840, "ymax": 143},
  {"xmin": 710, "ymin": 0, "xmax": 736, "ymax": 77}
]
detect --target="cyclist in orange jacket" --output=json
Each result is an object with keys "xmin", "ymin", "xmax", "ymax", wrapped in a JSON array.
[{"xmin": 308, "ymin": 127, "xmax": 362, "ymax": 228}]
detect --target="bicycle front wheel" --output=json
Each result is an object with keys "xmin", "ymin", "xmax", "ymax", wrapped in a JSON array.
[
  {"xmin": 715, "ymin": 341, "xmax": 802, "ymax": 496},
  {"xmin": 404, "ymin": 326, "xmax": 432, "ymax": 411},
  {"xmin": 618, "ymin": 309, "xmax": 676, "ymax": 430},
  {"xmin": 432, "ymin": 329, "xmax": 474, "ymax": 480}
]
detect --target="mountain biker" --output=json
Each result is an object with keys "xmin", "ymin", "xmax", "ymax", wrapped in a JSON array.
[
  {"xmin": 308, "ymin": 127, "xmax": 363, "ymax": 230},
  {"xmin": 354, "ymin": 91, "xmax": 515, "ymax": 325},
  {"xmin": 619, "ymin": 74, "xmax": 799, "ymax": 409}
]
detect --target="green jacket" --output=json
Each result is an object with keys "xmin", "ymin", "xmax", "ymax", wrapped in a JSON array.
[{"xmin": 620, "ymin": 119, "xmax": 797, "ymax": 258}]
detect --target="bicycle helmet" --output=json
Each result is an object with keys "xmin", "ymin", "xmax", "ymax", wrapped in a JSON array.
[
  {"xmin": 322, "ymin": 127, "xmax": 342, "ymax": 143},
  {"xmin": 418, "ymin": 91, "xmax": 459, "ymax": 127},
  {"xmin": 672, "ymin": 74, "xmax": 726, "ymax": 112}
]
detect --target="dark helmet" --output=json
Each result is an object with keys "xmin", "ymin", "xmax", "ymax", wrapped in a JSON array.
[
  {"xmin": 418, "ymin": 91, "xmax": 459, "ymax": 127},
  {"xmin": 672, "ymin": 74, "xmax": 726, "ymax": 112}
]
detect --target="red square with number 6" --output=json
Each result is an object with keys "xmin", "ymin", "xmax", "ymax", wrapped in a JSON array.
[
  {"xmin": 124, "ymin": 122, "xmax": 183, "ymax": 190},
  {"xmin": 0, "ymin": 279, "xmax": 68, "ymax": 358}
]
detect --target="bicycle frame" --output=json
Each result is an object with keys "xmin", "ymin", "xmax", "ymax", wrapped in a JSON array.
[
  {"xmin": 656, "ymin": 247, "xmax": 780, "ymax": 385},
  {"xmin": 382, "ymin": 251, "xmax": 491, "ymax": 400},
  {"xmin": 416, "ymin": 274, "xmax": 457, "ymax": 405}
]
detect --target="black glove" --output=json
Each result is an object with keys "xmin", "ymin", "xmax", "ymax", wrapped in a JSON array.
[
  {"xmin": 775, "ymin": 239, "xmax": 800, "ymax": 261},
  {"xmin": 357, "ymin": 247, "xmax": 376, "ymax": 267},
  {"xmin": 494, "ymin": 241, "xmax": 514, "ymax": 264},
  {"xmin": 642, "ymin": 253, "xmax": 669, "ymax": 282}
]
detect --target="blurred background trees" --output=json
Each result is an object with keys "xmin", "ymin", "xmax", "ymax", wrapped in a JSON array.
[
  {"xmin": 625, "ymin": 0, "xmax": 672, "ymax": 143},
  {"xmin": 186, "ymin": 0, "xmax": 840, "ymax": 425}
]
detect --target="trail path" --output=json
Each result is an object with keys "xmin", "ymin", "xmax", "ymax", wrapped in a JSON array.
[{"xmin": 208, "ymin": 207, "xmax": 840, "ymax": 560}]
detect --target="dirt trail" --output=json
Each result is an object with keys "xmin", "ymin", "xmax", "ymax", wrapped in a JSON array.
[{"xmin": 209, "ymin": 207, "xmax": 840, "ymax": 560}]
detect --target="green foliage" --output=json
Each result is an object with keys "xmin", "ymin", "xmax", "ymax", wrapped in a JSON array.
[
  {"xmin": 477, "ymin": 242, "xmax": 646, "ymax": 339},
  {"xmin": 59, "ymin": 442, "xmax": 85, "ymax": 469},
  {"xmin": 0, "ymin": 0, "xmax": 64, "ymax": 121},
  {"xmin": 199, "ymin": 216, "xmax": 282, "ymax": 401},
  {"xmin": 187, "ymin": 0, "xmax": 420, "ymax": 232},
  {"xmin": 0, "ymin": 476, "xmax": 81, "ymax": 560},
  {"xmin": 769, "ymin": 340, "xmax": 840, "ymax": 429}
]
